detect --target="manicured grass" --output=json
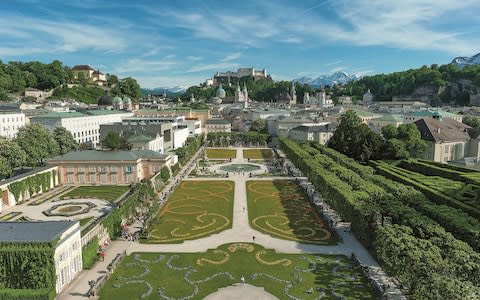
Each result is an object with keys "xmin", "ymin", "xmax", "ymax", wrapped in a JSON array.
[
  {"xmin": 98, "ymin": 243, "xmax": 375, "ymax": 300},
  {"xmin": 247, "ymin": 180, "xmax": 336, "ymax": 245},
  {"xmin": 243, "ymin": 148, "xmax": 274, "ymax": 160},
  {"xmin": 79, "ymin": 216, "xmax": 94, "ymax": 227},
  {"xmin": 146, "ymin": 181, "xmax": 234, "ymax": 243},
  {"xmin": 58, "ymin": 205, "xmax": 82, "ymax": 213},
  {"xmin": 0, "ymin": 212, "xmax": 21, "ymax": 221},
  {"xmin": 206, "ymin": 148, "xmax": 237, "ymax": 159},
  {"xmin": 60, "ymin": 185, "xmax": 130, "ymax": 202}
]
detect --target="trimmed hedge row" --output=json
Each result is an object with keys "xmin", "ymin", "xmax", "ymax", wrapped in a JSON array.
[
  {"xmin": 373, "ymin": 161, "xmax": 480, "ymax": 219},
  {"xmin": 82, "ymin": 237, "xmax": 99, "ymax": 269},
  {"xmin": 0, "ymin": 288, "xmax": 55, "ymax": 300},
  {"xmin": 399, "ymin": 159, "xmax": 480, "ymax": 186},
  {"xmin": 280, "ymin": 139, "xmax": 480, "ymax": 298}
]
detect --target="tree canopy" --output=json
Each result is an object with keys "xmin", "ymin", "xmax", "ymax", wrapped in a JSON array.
[
  {"xmin": 101, "ymin": 131, "xmax": 123, "ymax": 150},
  {"xmin": 15, "ymin": 124, "xmax": 59, "ymax": 167},
  {"xmin": 328, "ymin": 111, "xmax": 383, "ymax": 162},
  {"xmin": 53, "ymin": 126, "xmax": 78, "ymax": 155},
  {"xmin": 0, "ymin": 139, "xmax": 27, "ymax": 177},
  {"xmin": 382, "ymin": 124, "xmax": 426, "ymax": 159}
]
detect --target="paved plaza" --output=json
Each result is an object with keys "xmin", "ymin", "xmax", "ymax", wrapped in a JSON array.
[{"xmin": 57, "ymin": 147, "xmax": 401, "ymax": 300}]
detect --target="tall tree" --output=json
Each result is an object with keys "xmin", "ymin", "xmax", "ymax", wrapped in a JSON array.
[
  {"xmin": 101, "ymin": 131, "xmax": 123, "ymax": 150},
  {"xmin": 328, "ymin": 110, "xmax": 382, "ymax": 162},
  {"xmin": 53, "ymin": 127, "xmax": 78, "ymax": 155},
  {"xmin": 382, "ymin": 123, "xmax": 426, "ymax": 159},
  {"xmin": 119, "ymin": 77, "xmax": 141, "ymax": 100},
  {"xmin": 0, "ymin": 139, "xmax": 27, "ymax": 177},
  {"xmin": 250, "ymin": 119, "xmax": 266, "ymax": 132},
  {"xmin": 15, "ymin": 124, "xmax": 59, "ymax": 167}
]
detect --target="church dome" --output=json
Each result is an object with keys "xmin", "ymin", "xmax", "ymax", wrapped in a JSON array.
[
  {"xmin": 98, "ymin": 92, "xmax": 113, "ymax": 106},
  {"xmin": 216, "ymin": 84, "xmax": 226, "ymax": 98},
  {"xmin": 212, "ymin": 97, "xmax": 222, "ymax": 104},
  {"xmin": 113, "ymin": 96, "xmax": 122, "ymax": 105},
  {"xmin": 123, "ymin": 96, "xmax": 132, "ymax": 104}
]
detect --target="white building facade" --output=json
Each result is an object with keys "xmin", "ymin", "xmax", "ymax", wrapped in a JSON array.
[
  {"xmin": 30, "ymin": 111, "xmax": 133, "ymax": 147},
  {"xmin": 0, "ymin": 112, "xmax": 26, "ymax": 139}
]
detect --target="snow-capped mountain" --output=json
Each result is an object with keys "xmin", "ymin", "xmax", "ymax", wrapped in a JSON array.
[
  {"xmin": 293, "ymin": 72, "xmax": 360, "ymax": 87},
  {"xmin": 451, "ymin": 52, "xmax": 480, "ymax": 68},
  {"xmin": 153, "ymin": 86, "xmax": 188, "ymax": 94},
  {"xmin": 141, "ymin": 86, "xmax": 188, "ymax": 96}
]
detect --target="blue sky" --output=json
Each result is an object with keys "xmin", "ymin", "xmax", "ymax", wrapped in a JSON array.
[{"xmin": 1, "ymin": 0, "xmax": 480, "ymax": 88}]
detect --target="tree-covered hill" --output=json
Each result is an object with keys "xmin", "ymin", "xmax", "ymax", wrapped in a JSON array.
[
  {"xmin": 182, "ymin": 77, "xmax": 318, "ymax": 103},
  {"xmin": 0, "ymin": 60, "xmax": 141, "ymax": 102},
  {"xmin": 343, "ymin": 64, "xmax": 480, "ymax": 105}
]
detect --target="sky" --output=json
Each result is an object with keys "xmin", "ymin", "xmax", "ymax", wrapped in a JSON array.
[{"xmin": 1, "ymin": 0, "xmax": 480, "ymax": 88}]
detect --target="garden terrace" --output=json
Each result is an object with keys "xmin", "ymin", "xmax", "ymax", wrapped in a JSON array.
[
  {"xmin": 243, "ymin": 148, "xmax": 274, "ymax": 160},
  {"xmin": 372, "ymin": 161, "xmax": 480, "ymax": 219},
  {"xmin": 310, "ymin": 143, "xmax": 480, "ymax": 250},
  {"xmin": 145, "ymin": 180, "xmax": 234, "ymax": 243},
  {"xmin": 98, "ymin": 243, "xmax": 375, "ymax": 300},
  {"xmin": 280, "ymin": 138, "xmax": 480, "ymax": 298},
  {"xmin": 60, "ymin": 185, "xmax": 130, "ymax": 202},
  {"xmin": 206, "ymin": 148, "xmax": 237, "ymax": 160},
  {"xmin": 246, "ymin": 180, "xmax": 335, "ymax": 245}
]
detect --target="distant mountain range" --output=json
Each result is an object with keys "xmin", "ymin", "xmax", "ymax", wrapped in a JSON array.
[
  {"xmin": 141, "ymin": 86, "xmax": 188, "ymax": 96},
  {"xmin": 292, "ymin": 71, "xmax": 360, "ymax": 87},
  {"xmin": 451, "ymin": 52, "xmax": 480, "ymax": 68}
]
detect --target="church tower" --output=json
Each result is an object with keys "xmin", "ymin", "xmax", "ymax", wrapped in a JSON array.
[
  {"xmin": 290, "ymin": 82, "xmax": 297, "ymax": 105},
  {"xmin": 190, "ymin": 93, "xmax": 195, "ymax": 103},
  {"xmin": 235, "ymin": 82, "xmax": 242, "ymax": 102},
  {"xmin": 243, "ymin": 84, "xmax": 248, "ymax": 102}
]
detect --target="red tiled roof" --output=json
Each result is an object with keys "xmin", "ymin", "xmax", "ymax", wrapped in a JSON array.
[{"xmin": 72, "ymin": 65, "xmax": 94, "ymax": 71}]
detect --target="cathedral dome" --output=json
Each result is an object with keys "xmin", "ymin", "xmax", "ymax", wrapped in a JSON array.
[
  {"xmin": 98, "ymin": 92, "xmax": 113, "ymax": 106},
  {"xmin": 215, "ymin": 84, "xmax": 226, "ymax": 98},
  {"xmin": 123, "ymin": 96, "xmax": 132, "ymax": 104},
  {"xmin": 113, "ymin": 96, "xmax": 122, "ymax": 105}
]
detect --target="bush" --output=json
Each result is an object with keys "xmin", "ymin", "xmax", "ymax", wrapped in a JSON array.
[
  {"xmin": 82, "ymin": 238, "xmax": 99, "ymax": 269},
  {"xmin": 160, "ymin": 166, "xmax": 170, "ymax": 183},
  {"xmin": 0, "ymin": 288, "xmax": 55, "ymax": 300},
  {"xmin": 280, "ymin": 138, "xmax": 480, "ymax": 298}
]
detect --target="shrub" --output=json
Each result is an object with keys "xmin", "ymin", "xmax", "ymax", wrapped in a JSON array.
[{"xmin": 82, "ymin": 238, "xmax": 99, "ymax": 269}]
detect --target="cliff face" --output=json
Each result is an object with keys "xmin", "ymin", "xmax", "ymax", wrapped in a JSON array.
[{"xmin": 392, "ymin": 80, "xmax": 480, "ymax": 106}]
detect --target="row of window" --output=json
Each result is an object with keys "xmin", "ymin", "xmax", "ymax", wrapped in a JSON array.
[
  {"xmin": 66, "ymin": 173, "xmax": 133, "ymax": 184},
  {"xmin": 66, "ymin": 166, "xmax": 134, "ymax": 173}
]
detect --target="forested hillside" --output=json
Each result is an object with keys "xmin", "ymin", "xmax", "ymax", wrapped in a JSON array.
[
  {"xmin": 0, "ymin": 60, "xmax": 141, "ymax": 102},
  {"xmin": 343, "ymin": 64, "xmax": 480, "ymax": 104}
]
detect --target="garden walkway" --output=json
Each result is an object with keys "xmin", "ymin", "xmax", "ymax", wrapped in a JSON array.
[{"xmin": 57, "ymin": 147, "xmax": 403, "ymax": 300}]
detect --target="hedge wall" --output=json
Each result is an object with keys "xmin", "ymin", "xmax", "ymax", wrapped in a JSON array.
[
  {"xmin": 82, "ymin": 237, "xmax": 98, "ymax": 269},
  {"xmin": 0, "ymin": 242, "xmax": 56, "ymax": 290},
  {"xmin": 280, "ymin": 139, "xmax": 480, "ymax": 298},
  {"xmin": 0, "ymin": 288, "xmax": 55, "ymax": 300}
]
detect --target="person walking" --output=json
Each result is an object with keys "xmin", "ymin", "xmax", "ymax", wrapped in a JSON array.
[{"xmin": 252, "ymin": 236, "xmax": 255, "ymax": 242}]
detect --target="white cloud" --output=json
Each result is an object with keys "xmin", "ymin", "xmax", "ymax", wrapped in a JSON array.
[
  {"xmin": 324, "ymin": 60, "xmax": 342, "ymax": 66},
  {"xmin": 281, "ymin": 37, "xmax": 302, "ymax": 44},
  {"xmin": 293, "ymin": 0, "xmax": 480, "ymax": 55},
  {"xmin": 186, "ymin": 62, "xmax": 240, "ymax": 73},
  {"xmin": 221, "ymin": 52, "xmax": 241, "ymax": 62},
  {"xmin": 112, "ymin": 58, "xmax": 176, "ymax": 74},
  {"xmin": 0, "ymin": 14, "xmax": 133, "ymax": 56},
  {"xmin": 186, "ymin": 56, "xmax": 203, "ymax": 61},
  {"xmin": 329, "ymin": 66, "xmax": 346, "ymax": 73}
]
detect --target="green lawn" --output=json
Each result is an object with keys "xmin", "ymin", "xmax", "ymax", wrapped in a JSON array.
[
  {"xmin": 146, "ymin": 180, "xmax": 234, "ymax": 243},
  {"xmin": 60, "ymin": 185, "xmax": 130, "ymax": 202},
  {"xmin": 98, "ymin": 243, "xmax": 375, "ymax": 300},
  {"xmin": 79, "ymin": 216, "xmax": 94, "ymax": 227},
  {"xmin": 247, "ymin": 180, "xmax": 336, "ymax": 245},
  {"xmin": 206, "ymin": 148, "xmax": 237, "ymax": 159},
  {"xmin": 243, "ymin": 148, "xmax": 274, "ymax": 160}
]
